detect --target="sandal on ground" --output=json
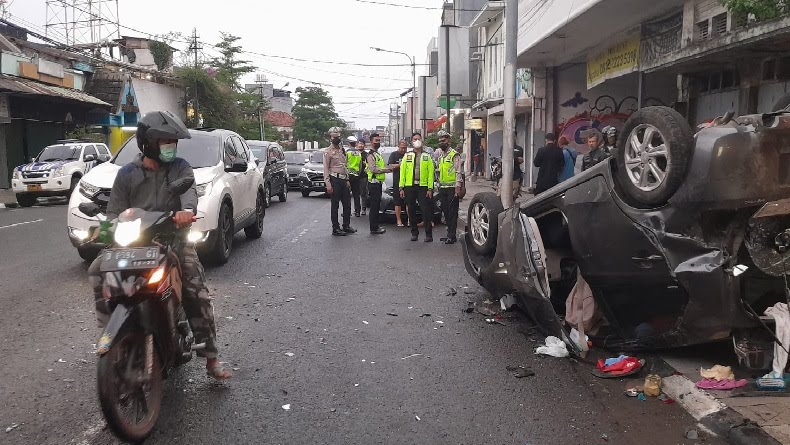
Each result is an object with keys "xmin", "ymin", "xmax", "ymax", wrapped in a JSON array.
[
  {"xmin": 397, "ymin": 223, "xmax": 405, "ymax": 227},
  {"xmin": 207, "ymin": 363, "xmax": 234, "ymax": 380}
]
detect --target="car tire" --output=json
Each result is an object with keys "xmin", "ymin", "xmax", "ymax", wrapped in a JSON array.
[
  {"xmin": 207, "ymin": 201, "xmax": 233, "ymax": 265},
  {"xmin": 244, "ymin": 190, "xmax": 265, "ymax": 239},
  {"xmin": 772, "ymin": 93, "xmax": 790, "ymax": 111},
  {"xmin": 77, "ymin": 246, "xmax": 100, "ymax": 262},
  {"xmin": 301, "ymin": 190, "xmax": 310, "ymax": 197},
  {"xmin": 278, "ymin": 182, "xmax": 287, "ymax": 202},
  {"xmin": 615, "ymin": 106, "xmax": 693, "ymax": 207},
  {"xmin": 70, "ymin": 175, "xmax": 80, "ymax": 195},
  {"xmin": 467, "ymin": 192, "xmax": 504, "ymax": 256},
  {"xmin": 16, "ymin": 194, "xmax": 36, "ymax": 207},
  {"xmin": 264, "ymin": 184, "xmax": 272, "ymax": 208}
]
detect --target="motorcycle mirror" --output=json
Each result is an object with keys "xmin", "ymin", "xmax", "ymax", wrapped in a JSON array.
[
  {"xmin": 78, "ymin": 202, "xmax": 101, "ymax": 217},
  {"xmin": 167, "ymin": 177, "xmax": 195, "ymax": 196}
]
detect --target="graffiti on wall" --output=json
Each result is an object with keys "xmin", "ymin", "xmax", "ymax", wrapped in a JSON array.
[{"xmin": 557, "ymin": 93, "xmax": 665, "ymax": 154}]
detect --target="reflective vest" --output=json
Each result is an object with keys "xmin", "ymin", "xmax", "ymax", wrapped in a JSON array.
[
  {"xmin": 438, "ymin": 149, "xmax": 459, "ymax": 188},
  {"xmin": 399, "ymin": 151, "xmax": 434, "ymax": 189},
  {"xmin": 346, "ymin": 151, "xmax": 362, "ymax": 175},
  {"xmin": 367, "ymin": 151, "xmax": 386, "ymax": 182}
]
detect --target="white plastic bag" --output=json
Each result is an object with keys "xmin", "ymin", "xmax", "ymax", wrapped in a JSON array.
[{"xmin": 535, "ymin": 336, "xmax": 569, "ymax": 358}]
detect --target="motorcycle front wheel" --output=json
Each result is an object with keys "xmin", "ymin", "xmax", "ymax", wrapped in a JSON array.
[{"xmin": 97, "ymin": 331, "xmax": 163, "ymax": 443}]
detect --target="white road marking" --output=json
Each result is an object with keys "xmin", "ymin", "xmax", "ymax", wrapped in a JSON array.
[{"xmin": 0, "ymin": 218, "xmax": 43, "ymax": 229}]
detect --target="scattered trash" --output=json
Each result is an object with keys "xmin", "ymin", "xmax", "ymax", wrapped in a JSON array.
[
  {"xmin": 485, "ymin": 318, "xmax": 506, "ymax": 325},
  {"xmin": 435, "ymin": 320, "xmax": 444, "ymax": 324},
  {"xmin": 604, "ymin": 355, "xmax": 628, "ymax": 367},
  {"xmin": 284, "ymin": 352, "xmax": 295, "ymax": 357},
  {"xmin": 477, "ymin": 306, "xmax": 497, "ymax": 317},
  {"xmin": 319, "ymin": 337, "xmax": 327, "ymax": 344},
  {"xmin": 644, "ymin": 374, "xmax": 662, "ymax": 397},
  {"xmin": 658, "ymin": 393, "xmax": 675, "ymax": 404},
  {"xmin": 386, "ymin": 312, "xmax": 398, "ymax": 317},
  {"xmin": 685, "ymin": 429, "xmax": 699, "ymax": 440},
  {"xmin": 500, "ymin": 294, "xmax": 517, "ymax": 311},
  {"xmin": 696, "ymin": 378, "xmax": 748, "ymax": 390},
  {"xmin": 401, "ymin": 353, "xmax": 423, "ymax": 360},
  {"xmin": 637, "ymin": 392, "xmax": 647, "ymax": 401},
  {"xmin": 625, "ymin": 388, "xmax": 640, "ymax": 397},
  {"xmin": 419, "ymin": 313, "xmax": 432, "ymax": 318},
  {"xmin": 570, "ymin": 328, "xmax": 591, "ymax": 356},
  {"xmin": 463, "ymin": 307, "xmax": 474, "ymax": 313},
  {"xmin": 463, "ymin": 289, "xmax": 476, "ymax": 295},
  {"xmin": 55, "ymin": 358, "xmax": 66, "ymax": 363},
  {"xmin": 446, "ymin": 287, "xmax": 457, "ymax": 296},
  {"xmin": 756, "ymin": 376, "xmax": 787, "ymax": 391},
  {"xmin": 535, "ymin": 336, "xmax": 569, "ymax": 358},
  {"xmin": 47, "ymin": 369, "xmax": 53, "ymax": 372},
  {"xmin": 188, "ymin": 378, "xmax": 195, "ymax": 383},
  {"xmin": 330, "ymin": 408, "xmax": 336, "ymax": 413},
  {"xmin": 362, "ymin": 321, "xmax": 369, "ymax": 325},
  {"xmin": 282, "ymin": 404, "xmax": 291, "ymax": 411},
  {"xmin": 593, "ymin": 357, "xmax": 645, "ymax": 379},
  {"xmin": 700, "ymin": 364, "xmax": 734, "ymax": 381},
  {"xmin": 225, "ymin": 316, "xmax": 234, "ymax": 320},
  {"xmin": 506, "ymin": 365, "xmax": 535, "ymax": 378},
  {"xmin": 5, "ymin": 424, "xmax": 19, "ymax": 433},
  {"xmin": 415, "ymin": 415, "xmax": 421, "ymax": 421},
  {"xmin": 601, "ymin": 433, "xmax": 609, "ymax": 442},
  {"xmin": 354, "ymin": 383, "xmax": 359, "ymax": 387}
]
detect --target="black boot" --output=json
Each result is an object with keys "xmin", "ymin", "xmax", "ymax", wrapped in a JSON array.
[
  {"xmin": 332, "ymin": 228, "xmax": 347, "ymax": 236},
  {"xmin": 370, "ymin": 227, "xmax": 386, "ymax": 235},
  {"xmin": 343, "ymin": 226, "xmax": 357, "ymax": 234}
]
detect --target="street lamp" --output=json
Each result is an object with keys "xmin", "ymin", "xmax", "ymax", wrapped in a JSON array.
[{"xmin": 371, "ymin": 46, "xmax": 415, "ymax": 136}]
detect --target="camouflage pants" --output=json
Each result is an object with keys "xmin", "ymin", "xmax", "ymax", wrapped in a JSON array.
[{"xmin": 88, "ymin": 245, "xmax": 219, "ymax": 359}]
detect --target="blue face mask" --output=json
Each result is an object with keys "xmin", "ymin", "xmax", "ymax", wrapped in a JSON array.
[{"xmin": 158, "ymin": 143, "xmax": 177, "ymax": 163}]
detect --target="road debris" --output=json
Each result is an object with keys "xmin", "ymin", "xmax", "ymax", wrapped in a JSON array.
[
  {"xmin": 282, "ymin": 404, "xmax": 291, "ymax": 411},
  {"xmin": 386, "ymin": 312, "xmax": 398, "ymax": 317},
  {"xmin": 362, "ymin": 321, "xmax": 369, "ymax": 325},
  {"xmin": 401, "ymin": 353, "xmax": 423, "ymax": 360},
  {"xmin": 435, "ymin": 320, "xmax": 444, "ymax": 324},
  {"xmin": 446, "ymin": 287, "xmax": 457, "ymax": 296},
  {"xmin": 5, "ymin": 424, "xmax": 20, "ymax": 433},
  {"xmin": 55, "ymin": 358, "xmax": 66, "ymax": 363},
  {"xmin": 535, "ymin": 336, "xmax": 569, "ymax": 358},
  {"xmin": 477, "ymin": 306, "xmax": 498, "ymax": 317},
  {"xmin": 685, "ymin": 429, "xmax": 699, "ymax": 440},
  {"xmin": 463, "ymin": 307, "xmax": 474, "ymax": 313},
  {"xmin": 284, "ymin": 352, "xmax": 295, "ymax": 357},
  {"xmin": 499, "ymin": 294, "xmax": 517, "ymax": 311},
  {"xmin": 354, "ymin": 383, "xmax": 359, "ymax": 387},
  {"xmin": 506, "ymin": 365, "xmax": 535, "ymax": 378},
  {"xmin": 658, "ymin": 393, "xmax": 675, "ymax": 404},
  {"xmin": 415, "ymin": 415, "xmax": 421, "ymax": 421},
  {"xmin": 485, "ymin": 318, "xmax": 506, "ymax": 326},
  {"xmin": 419, "ymin": 313, "xmax": 431, "ymax": 318},
  {"xmin": 225, "ymin": 316, "xmax": 234, "ymax": 320}
]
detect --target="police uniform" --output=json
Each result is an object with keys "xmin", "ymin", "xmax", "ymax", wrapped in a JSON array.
[
  {"xmin": 366, "ymin": 149, "xmax": 390, "ymax": 233},
  {"xmin": 346, "ymin": 148, "xmax": 364, "ymax": 216},
  {"xmin": 399, "ymin": 149, "xmax": 435, "ymax": 241},
  {"xmin": 323, "ymin": 139, "xmax": 355, "ymax": 235},
  {"xmin": 437, "ymin": 148, "xmax": 463, "ymax": 244}
]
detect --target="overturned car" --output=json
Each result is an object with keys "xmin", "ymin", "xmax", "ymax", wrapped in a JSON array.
[{"xmin": 462, "ymin": 106, "xmax": 790, "ymax": 366}]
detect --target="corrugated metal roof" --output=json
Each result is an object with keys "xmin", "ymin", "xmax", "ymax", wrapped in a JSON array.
[{"xmin": 0, "ymin": 75, "xmax": 111, "ymax": 107}]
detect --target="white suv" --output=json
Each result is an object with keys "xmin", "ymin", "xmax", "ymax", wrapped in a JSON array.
[
  {"xmin": 67, "ymin": 129, "xmax": 265, "ymax": 264},
  {"xmin": 12, "ymin": 140, "xmax": 111, "ymax": 207}
]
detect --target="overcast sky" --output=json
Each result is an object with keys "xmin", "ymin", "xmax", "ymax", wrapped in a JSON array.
[{"xmin": 7, "ymin": 0, "xmax": 445, "ymax": 130}]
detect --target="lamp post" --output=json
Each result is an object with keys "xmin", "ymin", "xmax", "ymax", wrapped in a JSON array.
[
  {"xmin": 255, "ymin": 73, "xmax": 268, "ymax": 141},
  {"xmin": 371, "ymin": 47, "xmax": 415, "ymax": 135}
]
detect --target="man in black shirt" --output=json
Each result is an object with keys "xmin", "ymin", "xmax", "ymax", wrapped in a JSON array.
[
  {"xmin": 533, "ymin": 133, "xmax": 564, "ymax": 194},
  {"xmin": 388, "ymin": 140, "xmax": 408, "ymax": 227}
]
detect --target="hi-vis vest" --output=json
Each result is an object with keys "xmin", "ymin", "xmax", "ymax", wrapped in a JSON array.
[
  {"xmin": 438, "ymin": 149, "xmax": 459, "ymax": 188},
  {"xmin": 346, "ymin": 151, "xmax": 362, "ymax": 175},
  {"xmin": 399, "ymin": 151, "xmax": 434, "ymax": 189},
  {"xmin": 367, "ymin": 151, "xmax": 386, "ymax": 182}
]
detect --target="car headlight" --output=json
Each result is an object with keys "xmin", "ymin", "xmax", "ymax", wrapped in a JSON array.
[
  {"xmin": 12, "ymin": 170, "xmax": 21, "ymax": 180},
  {"xmin": 79, "ymin": 181, "xmax": 99, "ymax": 198},
  {"xmin": 196, "ymin": 182, "xmax": 212, "ymax": 197},
  {"xmin": 114, "ymin": 219, "xmax": 141, "ymax": 247},
  {"xmin": 51, "ymin": 167, "xmax": 65, "ymax": 177}
]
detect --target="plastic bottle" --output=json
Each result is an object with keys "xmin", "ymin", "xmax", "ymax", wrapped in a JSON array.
[{"xmin": 644, "ymin": 374, "xmax": 662, "ymax": 397}]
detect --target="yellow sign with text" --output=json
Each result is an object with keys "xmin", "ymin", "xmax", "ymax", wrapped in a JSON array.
[{"xmin": 587, "ymin": 35, "xmax": 641, "ymax": 89}]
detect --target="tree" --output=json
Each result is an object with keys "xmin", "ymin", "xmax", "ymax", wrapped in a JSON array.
[
  {"xmin": 720, "ymin": 0, "xmax": 788, "ymax": 21},
  {"xmin": 292, "ymin": 86, "xmax": 344, "ymax": 146},
  {"xmin": 177, "ymin": 66, "xmax": 238, "ymax": 129},
  {"xmin": 148, "ymin": 32, "xmax": 182, "ymax": 71},
  {"xmin": 211, "ymin": 33, "xmax": 256, "ymax": 91}
]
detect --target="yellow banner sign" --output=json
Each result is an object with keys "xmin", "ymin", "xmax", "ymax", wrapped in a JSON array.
[{"xmin": 587, "ymin": 34, "xmax": 641, "ymax": 89}]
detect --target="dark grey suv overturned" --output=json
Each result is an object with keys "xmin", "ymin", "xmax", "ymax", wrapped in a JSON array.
[{"xmin": 463, "ymin": 106, "xmax": 790, "ymax": 366}]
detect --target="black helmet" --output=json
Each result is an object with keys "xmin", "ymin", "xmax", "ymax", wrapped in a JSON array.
[{"xmin": 136, "ymin": 111, "xmax": 191, "ymax": 159}]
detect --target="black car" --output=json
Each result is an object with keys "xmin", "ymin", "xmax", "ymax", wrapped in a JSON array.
[
  {"xmin": 299, "ymin": 150, "xmax": 327, "ymax": 197},
  {"xmin": 379, "ymin": 147, "xmax": 442, "ymax": 223},
  {"xmin": 248, "ymin": 140, "xmax": 288, "ymax": 207},
  {"xmin": 463, "ymin": 106, "xmax": 790, "ymax": 367},
  {"xmin": 285, "ymin": 151, "xmax": 311, "ymax": 190}
]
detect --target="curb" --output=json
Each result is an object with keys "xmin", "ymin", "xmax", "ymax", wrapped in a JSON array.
[{"xmin": 661, "ymin": 373, "xmax": 782, "ymax": 445}]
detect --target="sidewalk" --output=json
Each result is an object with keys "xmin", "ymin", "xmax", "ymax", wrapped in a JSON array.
[{"xmin": 0, "ymin": 188, "xmax": 18, "ymax": 208}]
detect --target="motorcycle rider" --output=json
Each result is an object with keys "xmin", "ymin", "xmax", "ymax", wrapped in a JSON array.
[
  {"xmin": 602, "ymin": 126, "xmax": 618, "ymax": 153},
  {"xmin": 88, "ymin": 111, "xmax": 232, "ymax": 380}
]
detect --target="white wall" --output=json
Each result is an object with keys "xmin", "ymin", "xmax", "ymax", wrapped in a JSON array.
[
  {"xmin": 478, "ymin": 18, "xmax": 504, "ymax": 101},
  {"xmin": 517, "ymin": 0, "xmax": 601, "ymax": 56},
  {"xmin": 131, "ymin": 78, "xmax": 185, "ymax": 120}
]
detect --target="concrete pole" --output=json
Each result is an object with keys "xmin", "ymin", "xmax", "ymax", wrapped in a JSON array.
[
  {"xmin": 445, "ymin": 25, "xmax": 452, "ymax": 132},
  {"xmin": 500, "ymin": 0, "xmax": 518, "ymax": 208}
]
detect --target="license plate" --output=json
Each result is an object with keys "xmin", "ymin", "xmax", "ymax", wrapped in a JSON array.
[
  {"xmin": 100, "ymin": 247, "xmax": 160, "ymax": 271},
  {"xmin": 27, "ymin": 184, "xmax": 42, "ymax": 192}
]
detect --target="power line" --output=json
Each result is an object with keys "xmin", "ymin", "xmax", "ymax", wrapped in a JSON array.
[{"xmin": 354, "ymin": 0, "xmax": 488, "ymax": 11}]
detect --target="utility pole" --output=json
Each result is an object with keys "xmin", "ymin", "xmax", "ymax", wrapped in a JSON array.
[
  {"xmin": 188, "ymin": 28, "xmax": 202, "ymax": 126},
  {"xmin": 500, "ymin": 0, "xmax": 518, "ymax": 208},
  {"xmin": 256, "ymin": 74, "xmax": 267, "ymax": 141}
]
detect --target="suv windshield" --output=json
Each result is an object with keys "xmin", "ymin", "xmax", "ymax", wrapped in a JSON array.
[
  {"xmin": 38, "ymin": 145, "xmax": 81, "ymax": 162},
  {"xmin": 114, "ymin": 132, "xmax": 221, "ymax": 168},
  {"xmin": 285, "ymin": 152, "xmax": 309, "ymax": 165},
  {"xmin": 247, "ymin": 142, "xmax": 269, "ymax": 160},
  {"xmin": 309, "ymin": 151, "xmax": 324, "ymax": 164}
]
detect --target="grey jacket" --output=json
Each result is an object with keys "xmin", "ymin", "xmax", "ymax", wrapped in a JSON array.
[{"xmin": 106, "ymin": 154, "xmax": 198, "ymax": 219}]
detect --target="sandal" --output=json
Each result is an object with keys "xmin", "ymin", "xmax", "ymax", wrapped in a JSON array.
[
  {"xmin": 397, "ymin": 223, "xmax": 405, "ymax": 227},
  {"xmin": 207, "ymin": 362, "xmax": 234, "ymax": 380}
]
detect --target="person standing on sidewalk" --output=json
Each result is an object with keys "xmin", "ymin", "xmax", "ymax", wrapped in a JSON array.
[
  {"xmin": 400, "ymin": 137, "xmax": 435, "ymax": 242},
  {"xmin": 346, "ymin": 139, "xmax": 365, "ymax": 217},
  {"xmin": 324, "ymin": 127, "xmax": 356, "ymax": 236},
  {"xmin": 533, "ymin": 133, "xmax": 563, "ymax": 194},
  {"xmin": 437, "ymin": 132, "xmax": 463, "ymax": 244},
  {"xmin": 558, "ymin": 136, "xmax": 577, "ymax": 183},
  {"xmin": 388, "ymin": 140, "xmax": 408, "ymax": 227},
  {"xmin": 365, "ymin": 133, "xmax": 393, "ymax": 234}
]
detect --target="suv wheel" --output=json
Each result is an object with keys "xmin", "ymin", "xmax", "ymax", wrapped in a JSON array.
[
  {"xmin": 265, "ymin": 184, "xmax": 272, "ymax": 208},
  {"xmin": 278, "ymin": 182, "xmax": 287, "ymax": 202},
  {"xmin": 467, "ymin": 192, "xmax": 504, "ymax": 256},
  {"xmin": 16, "ymin": 194, "xmax": 36, "ymax": 207},
  {"xmin": 207, "ymin": 202, "xmax": 233, "ymax": 265},
  {"xmin": 244, "ymin": 190, "xmax": 265, "ymax": 239},
  {"xmin": 70, "ymin": 176, "xmax": 80, "ymax": 195}
]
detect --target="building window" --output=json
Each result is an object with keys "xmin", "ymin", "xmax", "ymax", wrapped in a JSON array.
[
  {"xmin": 778, "ymin": 57, "xmax": 790, "ymax": 81},
  {"xmin": 712, "ymin": 13, "xmax": 728, "ymax": 35},
  {"xmin": 709, "ymin": 72, "xmax": 722, "ymax": 90},
  {"xmin": 721, "ymin": 70, "xmax": 737, "ymax": 89},
  {"xmin": 696, "ymin": 20, "xmax": 710, "ymax": 40},
  {"xmin": 764, "ymin": 59, "xmax": 777, "ymax": 81}
]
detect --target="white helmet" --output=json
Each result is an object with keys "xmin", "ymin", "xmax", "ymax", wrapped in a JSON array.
[
  {"xmin": 346, "ymin": 135, "xmax": 358, "ymax": 144},
  {"xmin": 328, "ymin": 126, "xmax": 342, "ymax": 137}
]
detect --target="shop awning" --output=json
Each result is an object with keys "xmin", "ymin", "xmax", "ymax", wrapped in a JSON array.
[
  {"xmin": 0, "ymin": 75, "xmax": 111, "ymax": 108},
  {"xmin": 472, "ymin": 97, "xmax": 504, "ymax": 110}
]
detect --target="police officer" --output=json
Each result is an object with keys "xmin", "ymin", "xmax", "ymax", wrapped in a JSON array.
[
  {"xmin": 437, "ymin": 132, "xmax": 463, "ymax": 244},
  {"xmin": 346, "ymin": 138, "xmax": 364, "ymax": 217},
  {"xmin": 365, "ymin": 133, "xmax": 392, "ymax": 234},
  {"xmin": 581, "ymin": 133, "xmax": 611, "ymax": 171},
  {"xmin": 400, "ymin": 137, "xmax": 435, "ymax": 242},
  {"xmin": 324, "ymin": 127, "xmax": 356, "ymax": 236}
]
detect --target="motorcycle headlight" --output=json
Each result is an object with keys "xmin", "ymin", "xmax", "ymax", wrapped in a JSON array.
[
  {"xmin": 51, "ymin": 167, "xmax": 65, "ymax": 177},
  {"xmin": 114, "ymin": 218, "xmax": 141, "ymax": 247},
  {"xmin": 12, "ymin": 170, "xmax": 21, "ymax": 180},
  {"xmin": 196, "ymin": 182, "xmax": 212, "ymax": 197}
]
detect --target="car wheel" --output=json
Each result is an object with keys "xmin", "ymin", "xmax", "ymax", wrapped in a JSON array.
[
  {"xmin": 207, "ymin": 201, "xmax": 233, "ymax": 265},
  {"xmin": 16, "ymin": 194, "xmax": 36, "ymax": 207},
  {"xmin": 70, "ymin": 176, "xmax": 80, "ymax": 194},
  {"xmin": 616, "ymin": 106, "xmax": 693, "ymax": 207},
  {"xmin": 301, "ymin": 190, "xmax": 310, "ymax": 197},
  {"xmin": 467, "ymin": 192, "xmax": 504, "ymax": 256},
  {"xmin": 264, "ymin": 184, "xmax": 272, "ymax": 208},
  {"xmin": 773, "ymin": 93, "xmax": 790, "ymax": 111},
  {"xmin": 77, "ymin": 246, "xmax": 100, "ymax": 262},
  {"xmin": 244, "ymin": 190, "xmax": 265, "ymax": 239},
  {"xmin": 278, "ymin": 182, "xmax": 287, "ymax": 202}
]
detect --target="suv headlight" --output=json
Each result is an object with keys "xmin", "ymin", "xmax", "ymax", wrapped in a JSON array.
[
  {"xmin": 196, "ymin": 182, "xmax": 212, "ymax": 197},
  {"xmin": 12, "ymin": 170, "xmax": 20, "ymax": 180},
  {"xmin": 51, "ymin": 166, "xmax": 65, "ymax": 177}
]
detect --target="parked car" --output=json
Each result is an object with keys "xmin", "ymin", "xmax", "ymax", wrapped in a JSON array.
[
  {"xmin": 68, "ymin": 129, "xmax": 265, "ymax": 265},
  {"xmin": 299, "ymin": 149, "xmax": 327, "ymax": 197},
  {"xmin": 247, "ymin": 140, "xmax": 288, "ymax": 207},
  {"xmin": 285, "ymin": 151, "xmax": 311, "ymax": 190},
  {"xmin": 12, "ymin": 140, "xmax": 111, "ymax": 207},
  {"xmin": 463, "ymin": 106, "xmax": 790, "ymax": 367}
]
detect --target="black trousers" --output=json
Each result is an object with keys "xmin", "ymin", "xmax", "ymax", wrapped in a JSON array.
[
  {"xmin": 405, "ymin": 186, "xmax": 433, "ymax": 238},
  {"xmin": 438, "ymin": 187, "xmax": 459, "ymax": 240},
  {"xmin": 349, "ymin": 174, "xmax": 362, "ymax": 214},
  {"xmin": 367, "ymin": 182, "xmax": 383, "ymax": 231},
  {"xmin": 330, "ymin": 176, "xmax": 351, "ymax": 229}
]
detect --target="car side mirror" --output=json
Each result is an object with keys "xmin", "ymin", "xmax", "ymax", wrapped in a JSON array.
[
  {"xmin": 84, "ymin": 154, "xmax": 96, "ymax": 162},
  {"xmin": 78, "ymin": 202, "xmax": 101, "ymax": 217},
  {"xmin": 226, "ymin": 159, "xmax": 248, "ymax": 173},
  {"xmin": 167, "ymin": 177, "xmax": 195, "ymax": 196}
]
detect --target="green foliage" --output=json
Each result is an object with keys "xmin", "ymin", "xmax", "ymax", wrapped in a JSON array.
[
  {"xmin": 211, "ymin": 32, "xmax": 256, "ymax": 91},
  {"xmin": 64, "ymin": 126, "xmax": 105, "ymax": 143},
  {"xmin": 148, "ymin": 41, "xmax": 173, "ymax": 71},
  {"xmin": 720, "ymin": 0, "xmax": 789, "ymax": 20},
  {"xmin": 178, "ymin": 66, "xmax": 238, "ymax": 129},
  {"xmin": 292, "ymin": 86, "xmax": 344, "ymax": 146},
  {"xmin": 424, "ymin": 132, "xmax": 463, "ymax": 150}
]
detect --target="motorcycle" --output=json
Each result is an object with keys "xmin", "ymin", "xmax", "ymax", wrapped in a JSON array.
[
  {"xmin": 489, "ymin": 155, "xmax": 502, "ymax": 185},
  {"xmin": 78, "ymin": 177, "xmax": 202, "ymax": 443}
]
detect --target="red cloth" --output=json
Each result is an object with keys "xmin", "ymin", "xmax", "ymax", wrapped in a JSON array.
[{"xmin": 597, "ymin": 356, "xmax": 641, "ymax": 374}]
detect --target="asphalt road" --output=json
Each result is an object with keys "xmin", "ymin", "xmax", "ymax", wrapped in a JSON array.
[{"xmin": 0, "ymin": 195, "xmax": 725, "ymax": 445}]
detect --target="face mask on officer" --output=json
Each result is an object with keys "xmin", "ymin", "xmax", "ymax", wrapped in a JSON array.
[
  {"xmin": 413, "ymin": 140, "xmax": 423, "ymax": 149},
  {"xmin": 372, "ymin": 141, "xmax": 381, "ymax": 149},
  {"xmin": 439, "ymin": 138, "xmax": 450, "ymax": 149},
  {"xmin": 331, "ymin": 137, "xmax": 342, "ymax": 146}
]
